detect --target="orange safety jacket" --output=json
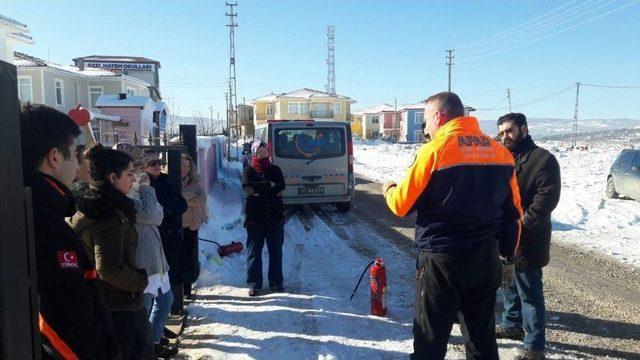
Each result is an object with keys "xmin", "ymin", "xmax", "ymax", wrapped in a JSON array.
[{"xmin": 385, "ymin": 116, "xmax": 522, "ymax": 257}]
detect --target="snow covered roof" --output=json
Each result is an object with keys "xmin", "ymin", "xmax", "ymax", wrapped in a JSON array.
[
  {"xmin": 0, "ymin": 14, "xmax": 27, "ymax": 31},
  {"xmin": 253, "ymin": 88, "xmax": 353, "ymax": 102},
  {"xmin": 95, "ymin": 95, "xmax": 153, "ymax": 108},
  {"xmin": 401, "ymin": 102, "xmax": 427, "ymax": 111},
  {"xmin": 352, "ymin": 104, "xmax": 395, "ymax": 115},
  {"xmin": 73, "ymin": 55, "xmax": 161, "ymax": 66},
  {"xmin": 88, "ymin": 110, "xmax": 122, "ymax": 122},
  {"xmin": 1, "ymin": 14, "xmax": 33, "ymax": 46},
  {"xmin": 13, "ymin": 52, "xmax": 152, "ymax": 86}
]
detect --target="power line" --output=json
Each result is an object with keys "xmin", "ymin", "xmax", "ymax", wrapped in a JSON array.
[
  {"xmin": 582, "ymin": 83, "xmax": 640, "ymax": 89},
  {"xmin": 457, "ymin": 0, "xmax": 602, "ymax": 53},
  {"xmin": 459, "ymin": 0, "xmax": 615, "ymax": 57},
  {"xmin": 457, "ymin": 0, "xmax": 640, "ymax": 62}
]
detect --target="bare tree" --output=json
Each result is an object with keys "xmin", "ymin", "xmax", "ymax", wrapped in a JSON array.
[
  {"xmin": 166, "ymin": 99, "xmax": 180, "ymax": 138},
  {"xmin": 193, "ymin": 105, "xmax": 220, "ymax": 136}
]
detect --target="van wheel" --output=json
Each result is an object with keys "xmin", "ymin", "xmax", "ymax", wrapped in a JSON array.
[
  {"xmin": 606, "ymin": 177, "xmax": 619, "ymax": 199},
  {"xmin": 336, "ymin": 202, "xmax": 351, "ymax": 212}
]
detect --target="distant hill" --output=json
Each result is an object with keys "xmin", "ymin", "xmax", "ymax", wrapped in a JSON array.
[{"xmin": 479, "ymin": 118, "xmax": 640, "ymax": 139}]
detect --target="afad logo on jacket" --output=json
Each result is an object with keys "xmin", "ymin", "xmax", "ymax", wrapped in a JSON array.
[
  {"xmin": 457, "ymin": 135, "xmax": 491, "ymax": 148},
  {"xmin": 57, "ymin": 251, "xmax": 79, "ymax": 270}
]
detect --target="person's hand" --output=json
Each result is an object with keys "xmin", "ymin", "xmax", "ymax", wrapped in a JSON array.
[
  {"xmin": 500, "ymin": 258, "xmax": 515, "ymax": 289},
  {"xmin": 270, "ymin": 181, "xmax": 277, "ymax": 188},
  {"xmin": 381, "ymin": 181, "xmax": 397, "ymax": 196},
  {"xmin": 139, "ymin": 173, "xmax": 150, "ymax": 186}
]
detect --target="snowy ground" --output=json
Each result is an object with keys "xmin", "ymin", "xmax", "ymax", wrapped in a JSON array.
[
  {"xmin": 353, "ymin": 130, "xmax": 640, "ymax": 268},
  {"xmin": 173, "ymin": 130, "xmax": 639, "ymax": 359},
  {"xmin": 176, "ymin": 159, "xmax": 582, "ymax": 359}
]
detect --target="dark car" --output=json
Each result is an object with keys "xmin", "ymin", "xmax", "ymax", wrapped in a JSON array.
[{"xmin": 606, "ymin": 149, "xmax": 640, "ymax": 199}]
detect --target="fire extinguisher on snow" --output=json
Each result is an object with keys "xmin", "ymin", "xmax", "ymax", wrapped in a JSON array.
[{"xmin": 349, "ymin": 258, "xmax": 387, "ymax": 317}]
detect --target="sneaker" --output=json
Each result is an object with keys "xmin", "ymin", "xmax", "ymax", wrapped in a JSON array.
[
  {"xmin": 514, "ymin": 348, "xmax": 545, "ymax": 360},
  {"xmin": 155, "ymin": 343, "xmax": 179, "ymax": 359},
  {"xmin": 163, "ymin": 327, "xmax": 178, "ymax": 339},
  {"xmin": 184, "ymin": 293, "xmax": 193, "ymax": 301},
  {"xmin": 248, "ymin": 288, "xmax": 259, "ymax": 297},
  {"xmin": 495, "ymin": 325, "xmax": 524, "ymax": 341}
]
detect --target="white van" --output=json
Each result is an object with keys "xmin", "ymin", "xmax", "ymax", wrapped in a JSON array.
[{"xmin": 254, "ymin": 120, "xmax": 354, "ymax": 212}]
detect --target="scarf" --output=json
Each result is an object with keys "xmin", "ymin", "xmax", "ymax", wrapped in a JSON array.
[
  {"xmin": 96, "ymin": 184, "xmax": 137, "ymax": 223},
  {"xmin": 251, "ymin": 157, "xmax": 272, "ymax": 174}
]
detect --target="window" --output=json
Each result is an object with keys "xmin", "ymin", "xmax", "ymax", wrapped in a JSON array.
[
  {"xmin": 288, "ymin": 102, "xmax": 299, "ymax": 115},
  {"xmin": 274, "ymin": 127, "xmax": 345, "ymax": 159},
  {"xmin": 299, "ymin": 102, "xmax": 309, "ymax": 114},
  {"xmin": 617, "ymin": 151, "xmax": 637, "ymax": 170},
  {"xmin": 415, "ymin": 112, "xmax": 424, "ymax": 124},
  {"xmin": 267, "ymin": 104, "xmax": 274, "ymax": 115},
  {"xmin": 334, "ymin": 102, "xmax": 341, "ymax": 115},
  {"xmin": 126, "ymin": 87, "xmax": 136, "ymax": 96},
  {"xmin": 18, "ymin": 76, "xmax": 33, "ymax": 103},
  {"xmin": 89, "ymin": 86, "xmax": 103, "ymax": 108},
  {"xmin": 372, "ymin": 115, "xmax": 379, "ymax": 124},
  {"xmin": 414, "ymin": 130, "xmax": 424, "ymax": 142},
  {"xmin": 55, "ymin": 79, "xmax": 64, "ymax": 106}
]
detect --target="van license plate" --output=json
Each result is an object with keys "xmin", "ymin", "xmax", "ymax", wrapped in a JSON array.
[{"xmin": 298, "ymin": 186, "xmax": 325, "ymax": 195}]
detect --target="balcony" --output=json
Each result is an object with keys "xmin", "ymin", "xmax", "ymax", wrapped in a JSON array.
[
  {"xmin": 255, "ymin": 113, "xmax": 275, "ymax": 121},
  {"xmin": 310, "ymin": 110, "xmax": 334, "ymax": 118}
]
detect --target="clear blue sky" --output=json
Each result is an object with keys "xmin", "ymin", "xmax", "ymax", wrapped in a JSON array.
[{"xmin": 5, "ymin": 0, "xmax": 640, "ymax": 121}]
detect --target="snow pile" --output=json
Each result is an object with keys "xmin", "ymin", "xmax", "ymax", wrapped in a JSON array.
[{"xmin": 353, "ymin": 134, "xmax": 640, "ymax": 268}]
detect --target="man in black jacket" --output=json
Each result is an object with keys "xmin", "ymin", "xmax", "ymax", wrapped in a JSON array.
[
  {"xmin": 496, "ymin": 113, "xmax": 561, "ymax": 360},
  {"xmin": 20, "ymin": 104, "xmax": 121, "ymax": 359}
]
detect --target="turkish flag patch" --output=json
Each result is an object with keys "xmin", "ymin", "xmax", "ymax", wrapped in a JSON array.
[{"xmin": 57, "ymin": 251, "xmax": 79, "ymax": 269}]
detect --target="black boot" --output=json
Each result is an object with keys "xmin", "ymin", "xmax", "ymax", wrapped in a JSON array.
[{"xmin": 155, "ymin": 343, "xmax": 178, "ymax": 359}]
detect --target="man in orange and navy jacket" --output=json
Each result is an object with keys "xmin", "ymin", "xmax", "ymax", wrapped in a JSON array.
[
  {"xmin": 20, "ymin": 104, "xmax": 121, "ymax": 360},
  {"xmin": 382, "ymin": 92, "xmax": 522, "ymax": 360}
]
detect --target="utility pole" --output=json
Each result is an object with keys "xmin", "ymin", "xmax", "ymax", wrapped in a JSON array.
[
  {"xmin": 225, "ymin": 92, "xmax": 230, "ymax": 159},
  {"xmin": 572, "ymin": 82, "xmax": 581, "ymax": 149},
  {"xmin": 226, "ymin": 2, "xmax": 239, "ymax": 160},
  {"xmin": 446, "ymin": 49, "xmax": 454, "ymax": 92},
  {"xmin": 326, "ymin": 25, "xmax": 336, "ymax": 95},
  {"xmin": 506, "ymin": 88, "xmax": 512, "ymax": 112}
]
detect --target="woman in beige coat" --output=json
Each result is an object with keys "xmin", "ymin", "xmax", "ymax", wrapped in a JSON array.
[{"xmin": 180, "ymin": 154, "xmax": 207, "ymax": 300}]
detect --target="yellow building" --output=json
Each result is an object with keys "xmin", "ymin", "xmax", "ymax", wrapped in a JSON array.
[
  {"xmin": 252, "ymin": 88, "xmax": 355, "ymax": 126},
  {"xmin": 350, "ymin": 113, "xmax": 363, "ymax": 138}
]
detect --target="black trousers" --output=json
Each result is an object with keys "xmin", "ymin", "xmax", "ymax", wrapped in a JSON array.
[
  {"xmin": 246, "ymin": 222, "xmax": 284, "ymax": 289},
  {"xmin": 182, "ymin": 228, "xmax": 200, "ymax": 297},
  {"xmin": 111, "ymin": 309, "xmax": 156, "ymax": 360},
  {"xmin": 412, "ymin": 240, "xmax": 501, "ymax": 360}
]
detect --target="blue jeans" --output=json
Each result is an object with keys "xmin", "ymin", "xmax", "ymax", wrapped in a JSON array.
[
  {"xmin": 501, "ymin": 268, "xmax": 546, "ymax": 351},
  {"xmin": 143, "ymin": 288, "xmax": 174, "ymax": 343},
  {"xmin": 246, "ymin": 223, "xmax": 284, "ymax": 290}
]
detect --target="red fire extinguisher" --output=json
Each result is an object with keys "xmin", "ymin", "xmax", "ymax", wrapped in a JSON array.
[
  {"xmin": 370, "ymin": 258, "xmax": 387, "ymax": 316},
  {"xmin": 349, "ymin": 258, "xmax": 387, "ymax": 317},
  {"xmin": 199, "ymin": 238, "xmax": 243, "ymax": 257}
]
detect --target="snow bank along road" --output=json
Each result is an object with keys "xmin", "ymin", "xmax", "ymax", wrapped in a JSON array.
[{"xmin": 176, "ymin": 174, "xmax": 639, "ymax": 359}]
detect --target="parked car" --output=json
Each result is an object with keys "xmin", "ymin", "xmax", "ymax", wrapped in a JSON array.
[
  {"xmin": 606, "ymin": 149, "xmax": 640, "ymax": 199},
  {"xmin": 254, "ymin": 120, "xmax": 354, "ymax": 212}
]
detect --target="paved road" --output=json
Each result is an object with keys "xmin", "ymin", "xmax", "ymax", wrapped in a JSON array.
[{"xmin": 313, "ymin": 176, "xmax": 640, "ymax": 359}]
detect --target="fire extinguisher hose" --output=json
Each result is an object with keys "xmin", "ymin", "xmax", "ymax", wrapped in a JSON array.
[
  {"xmin": 199, "ymin": 237, "xmax": 222, "ymax": 248},
  {"xmin": 349, "ymin": 260, "xmax": 375, "ymax": 301}
]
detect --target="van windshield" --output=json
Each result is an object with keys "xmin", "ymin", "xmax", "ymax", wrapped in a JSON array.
[{"xmin": 274, "ymin": 127, "xmax": 345, "ymax": 159}]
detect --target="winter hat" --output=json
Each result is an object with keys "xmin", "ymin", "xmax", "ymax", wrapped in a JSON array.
[
  {"xmin": 251, "ymin": 141, "xmax": 267, "ymax": 156},
  {"xmin": 112, "ymin": 142, "xmax": 147, "ymax": 167}
]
